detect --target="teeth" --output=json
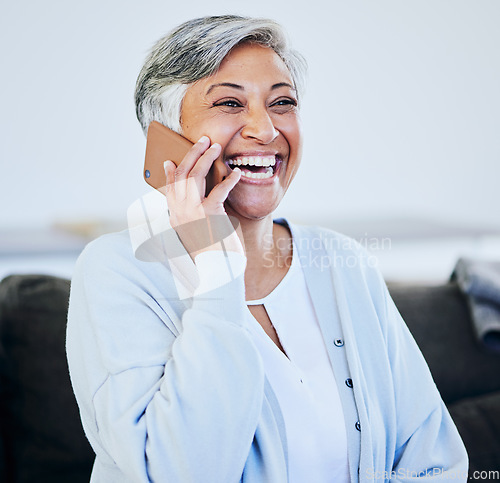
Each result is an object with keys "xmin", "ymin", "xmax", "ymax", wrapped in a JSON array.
[
  {"xmin": 228, "ymin": 156, "xmax": 277, "ymax": 167},
  {"xmin": 240, "ymin": 167, "xmax": 274, "ymax": 179}
]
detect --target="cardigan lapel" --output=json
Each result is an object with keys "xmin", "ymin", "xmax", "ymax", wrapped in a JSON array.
[{"xmin": 283, "ymin": 220, "xmax": 339, "ymax": 344}]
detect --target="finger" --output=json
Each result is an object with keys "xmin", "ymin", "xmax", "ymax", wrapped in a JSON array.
[
  {"xmin": 188, "ymin": 143, "xmax": 222, "ymax": 196},
  {"xmin": 164, "ymin": 160, "xmax": 177, "ymax": 217},
  {"xmin": 174, "ymin": 136, "xmax": 211, "ymax": 199},
  {"xmin": 164, "ymin": 160, "xmax": 178, "ymax": 198},
  {"xmin": 164, "ymin": 160, "xmax": 176, "ymax": 190},
  {"xmin": 205, "ymin": 167, "xmax": 242, "ymax": 206}
]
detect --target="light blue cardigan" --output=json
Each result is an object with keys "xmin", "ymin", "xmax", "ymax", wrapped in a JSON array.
[{"xmin": 66, "ymin": 219, "xmax": 468, "ymax": 482}]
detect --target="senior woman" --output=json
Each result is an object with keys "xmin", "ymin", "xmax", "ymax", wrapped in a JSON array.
[{"xmin": 67, "ymin": 15, "xmax": 468, "ymax": 483}]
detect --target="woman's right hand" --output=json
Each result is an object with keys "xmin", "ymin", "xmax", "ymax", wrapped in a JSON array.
[{"xmin": 163, "ymin": 135, "xmax": 244, "ymax": 259}]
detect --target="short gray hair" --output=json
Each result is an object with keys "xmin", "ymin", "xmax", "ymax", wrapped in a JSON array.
[{"xmin": 134, "ymin": 15, "xmax": 307, "ymax": 135}]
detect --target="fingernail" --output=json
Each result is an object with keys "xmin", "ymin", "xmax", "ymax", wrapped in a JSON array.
[
  {"xmin": 211, "ymin": 143, "xmax": 221, "ymax": 150},
  {"xmin": 198, "ymin": 136, "xmax": 209, "ymax": 144}
]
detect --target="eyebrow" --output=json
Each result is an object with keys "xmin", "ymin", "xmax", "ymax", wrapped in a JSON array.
[{"xmin": 206, "ymin": 82, "xmax": 296, "ymax": 95}]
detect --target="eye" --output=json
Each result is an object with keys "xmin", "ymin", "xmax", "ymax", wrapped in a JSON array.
[
  {"xmin": 270, "ymin": 97, "xmax": 298, "ymax": 113},
  {"xmin": 273, "ymin": 98, "xmax": 297, "ymax": 106},
  {"xmin": 212, "ymin": 99, "xmax": 243, "ymax": 109}
]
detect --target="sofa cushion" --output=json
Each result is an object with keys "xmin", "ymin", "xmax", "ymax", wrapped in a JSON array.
[
  {"xmin": 388, "ymin": 282, "xmax": 500, "ymax": 405},
  {"xmin": 448, "ymin": 390, "xmax": 500, "ymax": 472},
  {"xmin": 0, "ymin": 274, "xmax": 93, "ymax": 483}
]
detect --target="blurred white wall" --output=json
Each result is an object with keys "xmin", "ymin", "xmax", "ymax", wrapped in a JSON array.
[
  {"xmin": 1, "ymin": 1, "xmax": 500, "ymax": 282},
  {"xmin": 1, "ymin": 0, "xmax": 499, "ymax": 229}
]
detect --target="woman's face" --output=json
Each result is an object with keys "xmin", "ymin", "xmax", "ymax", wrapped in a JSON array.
[{"xmin": 180, "ymin": 42, "xmax": 303, "ymax": 221}]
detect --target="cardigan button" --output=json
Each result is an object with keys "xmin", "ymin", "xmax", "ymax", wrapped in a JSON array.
[
  {"xmin": 345, "ymin": 378, "xmax": 353, "ymax": 388},
  {"xmin": 334, "ymin": 338, "xmax": 344, "ymax": 347},
  {"xmin": 355, "ymin": 421, "xmax": 361, "ymax": 431}
]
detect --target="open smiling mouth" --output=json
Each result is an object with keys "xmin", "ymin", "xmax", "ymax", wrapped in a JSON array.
[{"xmin": 226, "ymin": 156, "xmax": 282, "ymax": 180}]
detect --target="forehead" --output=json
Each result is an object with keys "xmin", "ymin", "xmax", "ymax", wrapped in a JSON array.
[
  {"xmin": 188, "ymin": 44, "xmax": 293, "ymax": 93},
  {"xmin": 216, "ymin": 43, "xmax": 292, "ymax": 81}
]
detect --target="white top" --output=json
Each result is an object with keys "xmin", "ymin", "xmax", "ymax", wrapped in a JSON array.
[{"xmin": 246, "ymin": 243, "xmax": 349, "ymax": 483}]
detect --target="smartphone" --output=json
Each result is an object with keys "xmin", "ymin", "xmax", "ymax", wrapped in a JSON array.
[{"xmin": 144, "ymin": 121, "xmax": 193, "ymax": 191}]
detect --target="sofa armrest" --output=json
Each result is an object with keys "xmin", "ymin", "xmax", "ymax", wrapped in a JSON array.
[
  {"xmin": 388, "ymin": 281, "xmax": 500, "ymax": 405},
  {"xmin": 0, "ymin": 274, "xmax": 94, "ymax": 483}
]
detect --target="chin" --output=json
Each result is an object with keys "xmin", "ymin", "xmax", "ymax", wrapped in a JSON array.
[
  {"xmin": 226, "ymin": 180, "xmax": 286, "ymax": 218},
  {"xmin": 225, "ymin": 197, "xmax": 279, "ymax": 222}
]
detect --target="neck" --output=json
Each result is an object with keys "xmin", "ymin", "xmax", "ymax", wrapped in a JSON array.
[{"xmin": 227, "ymin": 210, "xmax": 292, "ymax": 300}]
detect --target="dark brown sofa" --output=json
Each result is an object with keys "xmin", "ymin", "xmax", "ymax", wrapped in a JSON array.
[{"xmin": 0, "ymin": 274, "xmax": 499, "ymax": 482}]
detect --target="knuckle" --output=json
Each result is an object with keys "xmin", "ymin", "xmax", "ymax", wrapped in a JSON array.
[
  {"xmin": 174, "ymin": 168, "xmax": 186, "ymax": 178},
  {"xmin": 189, "ymin": 144, "xmax": 206, "ymax": 159},
  {"xmin": 194, "ymin": 142, "xmax": 207, "ymax": 152},
  {"xmin": 188, "ymin": 169, "xmax": 201, "ymax": 178}
]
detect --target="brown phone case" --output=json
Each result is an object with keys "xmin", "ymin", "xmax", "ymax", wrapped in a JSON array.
[{"xmin": 144, "ymin": 121, "xmax": 193, "ymax": 192}]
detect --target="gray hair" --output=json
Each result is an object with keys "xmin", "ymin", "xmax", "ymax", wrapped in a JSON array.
[{"xmin": 134, "ymin": 15, "xmax": 307, "ymax": 135}]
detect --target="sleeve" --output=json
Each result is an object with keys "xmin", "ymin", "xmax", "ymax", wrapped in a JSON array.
[
  {"xmin": 380, "ymin": 281, "xmax": 469, "ymax": 482},
  {"xmin": 66, "ymin": 243, "xmax": 265, "ymax": 483}
]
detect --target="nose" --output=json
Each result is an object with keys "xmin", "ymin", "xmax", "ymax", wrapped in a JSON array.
[{"xmin": 241, "ymin": 106, "xmax": 279, "ymax": 144}]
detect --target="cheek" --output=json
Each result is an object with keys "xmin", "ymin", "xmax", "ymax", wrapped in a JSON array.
[
  {"xmin": 210, "ymin": 119, "xmax": 241, "ymax": 148},
  {"xmin": 293, "ymin": 128, "xmax": 303, "ymax": 161},
  {"xmin": 180, "ymin": 121, "xmax": 202, "ymax": 144},
  {"xmin": 281, "ymin": 121, "xmax": 303, "ymax": 185},
  {"xmin": 181, "ymin": 102, "xmax": 219, "ymax": 142},
  {"xmin": 282, "ymin": 121, "xmax": 303, "ymax": 162}
]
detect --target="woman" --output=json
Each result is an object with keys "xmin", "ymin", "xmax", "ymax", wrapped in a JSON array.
[{"xmin": 67, "ymin": 15, "xmax": 468, "ymax": 482}]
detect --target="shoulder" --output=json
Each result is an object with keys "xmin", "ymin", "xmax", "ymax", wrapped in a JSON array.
[
  {"xmin": 72, "ymin": 229, "xmax": 142, "ymax": 299},
  {"xmin": 296, "ymin": 223, "xmax": 365, "ymax": 252},
  {"xmin": 279, "ymin": 218, "xmax": 363, "ymax": 252},
  {"xmin": 72, "ymin": 228, "xmax": 183, "ymax": 305},
  {"xmin": 76, "ymin": 229, "xmax": 134, "ymax": 268},
  {"xmin": 286, "ymin": 220, "xmax": 377, "ymax": 270},
  {"xmin": 285, "ymin": 219, "xmax": 388, "ymax": 305},
  {"xmin": 75, "ymin": 224, "xmax": 183, "ymax": 279},
  {"xmin": 73, "ymin": 229, "xmax": 143, "ymax": 285}
]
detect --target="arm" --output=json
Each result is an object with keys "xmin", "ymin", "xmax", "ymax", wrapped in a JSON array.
[
  {"xmin": 68, "ymin": 244, "xmax": 264, "ymax": 482},
  {"xmin": 67, "ymin": 136, "xmax": 260, "ymax": 482},
  {"xmin": 380, "ymin": 282, "xmax": 469, "ymax": 481}
]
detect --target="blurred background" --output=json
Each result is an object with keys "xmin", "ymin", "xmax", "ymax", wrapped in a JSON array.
[{"xmin": 1, "ymin": 0, "xmax": 499, "ymax": 283}]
